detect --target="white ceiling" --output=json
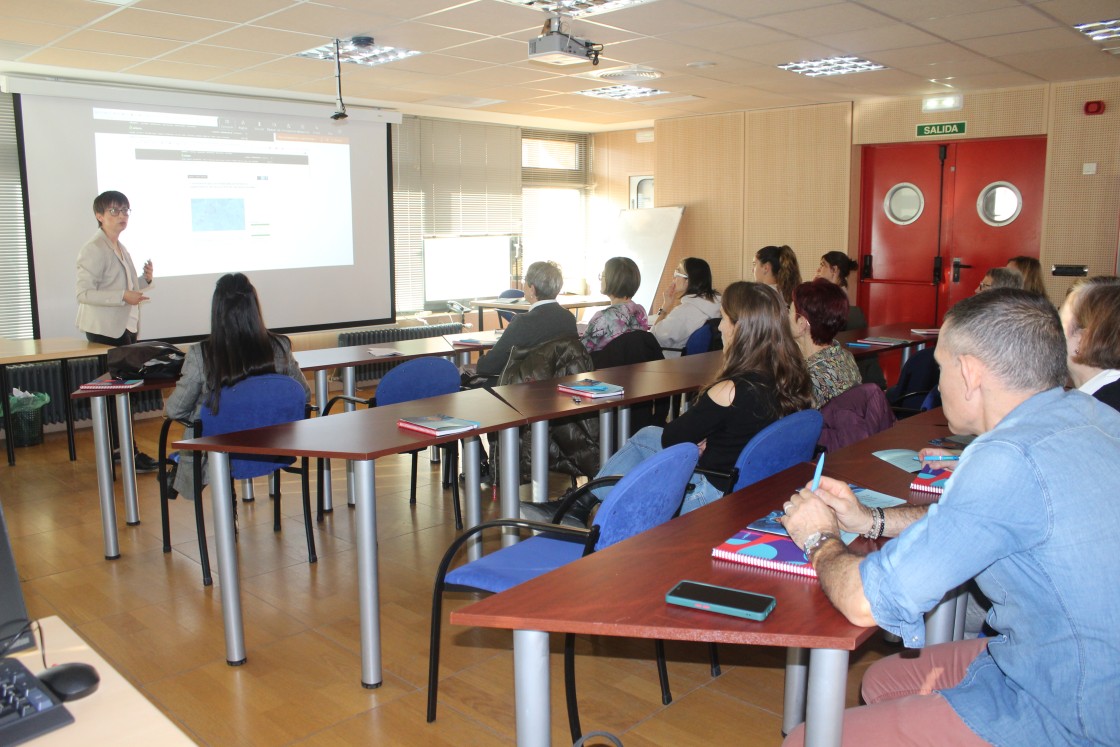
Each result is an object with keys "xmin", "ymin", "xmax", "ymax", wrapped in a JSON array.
[{"xmin": 1, "ymin": 0, "xmax": 1119, "ymax": 131}]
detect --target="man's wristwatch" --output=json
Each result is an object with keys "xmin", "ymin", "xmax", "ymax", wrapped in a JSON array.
[{"xmin": 802, "ymin": 531, "xmax": 838, "ymax": 563}]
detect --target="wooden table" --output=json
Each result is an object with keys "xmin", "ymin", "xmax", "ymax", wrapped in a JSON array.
[
  {"xmin": 471, "ymin": 295, "xmax": 608, "ymax": 331},
  {"xmin": 0, "ymin": 337, "xmax": 110, "ymax": 465},
  {"xmin": 452, "ymin": 461, "xmax": 877, "ymax": 747},
  {"xmin": 835, "ymin": 322, "xmax": 937, "ymax": 362},
  {"xmin": 13, "ymin": 616, "xmax": 194, "ymax": 745},
  {"xmin": 175, "ymin": 387, "xmax": 527, "ymax": 688}
]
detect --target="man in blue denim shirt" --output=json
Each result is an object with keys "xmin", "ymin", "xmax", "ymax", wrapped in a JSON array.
[{"xmin": 782, "ymin": 289, "xmax": 1120, "ymax": 746}]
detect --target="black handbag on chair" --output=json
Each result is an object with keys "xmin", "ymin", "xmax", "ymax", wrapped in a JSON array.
[{"xmin": 107, "ymin": 341, "xmax": 186, "ymax": 379}]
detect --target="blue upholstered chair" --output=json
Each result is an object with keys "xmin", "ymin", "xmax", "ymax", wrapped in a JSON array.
[
  {"xmin": 496, "ymin": 288, "xmax": 525, "ymax": 328},
  {"xmin": 324, "ymin": 357, "xmax": 465, "ymax": 527},
  {"xmin": 426, "ymin": 442, "xmax": 700, "ymax": 741},
  {"xmin": 157, "ymin": 373, "xmax": 315, "ymax": 587},
  {"xmin": 699, "ymin": 409, "xmax": 825, "ymax": 496}
]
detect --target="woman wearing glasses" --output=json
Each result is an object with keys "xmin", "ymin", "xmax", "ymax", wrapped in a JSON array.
[
  {"xmin": 650, "ymin": 257, "xmax": 721, "ymax": 356},
  {"xmin": 76, "ymin": 190, "xmax": 159, "ymax": 472},
  {"xmin": 76, "ymin": 191, "xmax": 154, "ymax": 347},
  {"xmin": 580, "ymin": 256, "xmax": 649, "ymax": 353}
]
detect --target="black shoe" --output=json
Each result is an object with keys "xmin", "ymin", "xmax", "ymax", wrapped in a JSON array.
[
  {"xmin": 519, "ymin": 487, "xmax": 598, "ymax": 527},
  {"xmin": 134, "ymin": 451, "xmax": 159, "ymax": 474},
  {"xmin": 459, "ymin": 460, "xmax": 492, "ymax": 486}
]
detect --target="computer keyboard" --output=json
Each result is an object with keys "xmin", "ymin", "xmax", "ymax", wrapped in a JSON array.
[{"xmin": 0, "ymin": 657, "xmax": 74, "ymax": 746}]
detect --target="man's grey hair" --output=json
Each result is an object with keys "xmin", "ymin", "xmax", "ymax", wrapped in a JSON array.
[
  {"xmin": 942, "ymin": 288, "xmax": 1067, "ymax": 392},
  {"xmin": 524, "ymin": 261, "xmax": 563, "ymax": 300},
  {"xmin": 985, "ymin": 267, "xmax": 1023, "ymax": 290}
]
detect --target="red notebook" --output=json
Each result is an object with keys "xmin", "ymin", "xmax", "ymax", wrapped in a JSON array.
[
  {"xmin": 711, "ymin": 528, "xmax": 816, "ymax": 578},
  {"xmin": 910, "ymin": 465, "xmax": 952, "ymax": 494}
]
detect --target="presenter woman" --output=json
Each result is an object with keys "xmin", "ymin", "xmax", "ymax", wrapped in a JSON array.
[
  {"xmin": 524, "ymin": 281, "xmax": 812, "ymax": 523},
  {"xmin": 165, "ymin": 273, "xmax": 310, "ymax": 499},
  {"xmin": 76, "ymin": 190, "xmax": 157, "ymax": 471}
]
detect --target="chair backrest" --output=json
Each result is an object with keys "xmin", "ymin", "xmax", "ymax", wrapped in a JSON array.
[
  {"xmin": 592, "ymin": 442, "xmax": 700, "ymax": 550},
  {"xmin": 590, "ymin": 330, "xmax": 664, "ymax": 370},
  {"xmin": 731, "ymin": 409, "xmax": 823, "ymax": 492},
  {"xmin": 683, "ymin": 322, "xmax": 712, "ymax": 356},
  {"xmin": 198, "ymin": 373, "xmax": 307, "ymax": 479},
  {"xmin": 496, "ymin": 288, "xmax": 525, "ymax": 326},
  {"xmin": 818, "ymin": 383, "xmax": 896, "ymax": 453},
  {"xmin": 885, "ymin": 347, "xmax": 939, "ymax": 410},
  {"xmin": 375, "ymin": 357, "xmax": 461, "ymax": 406}
]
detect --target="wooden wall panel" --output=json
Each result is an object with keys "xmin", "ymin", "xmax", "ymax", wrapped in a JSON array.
[{"xmin": 853, "ymin": 86, "xmax": 1048, "ymax": 145}]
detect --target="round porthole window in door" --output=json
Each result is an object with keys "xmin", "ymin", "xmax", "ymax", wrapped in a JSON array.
[
  {"xmin": 883, "ymin": 183, "xmax": 924, "ymax": 225},
  {"xmin": 977, "ymin": 181, "xmax": 1022, "ymax": 227}
]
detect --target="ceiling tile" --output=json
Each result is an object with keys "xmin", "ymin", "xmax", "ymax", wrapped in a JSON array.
[
  {"xmin": 682, "ymin": 0, "xmax": 838, "ymax": 21},
  {"xmin": 421, "ymin": 0, "xmax": 542, "ymax": 36},
  {"xmin": 591, "ymin": 0, "xmax": 734, "ymax": 36},
  {"xmin": 205, "ymin": 25, "xmax": 327, "ymax": 55},
  {"xmin": 56, "ymin": 30, "xmax": 185, "ymax": 58},
  {"xmin": 913, "ymin": 6, "xmax": 1055, "ymax": 41},
  {"xmin": 209, "ymin": 68, "xmax": 322, "ymax": 88},
  {"xmin": 871, "ymin": 42, "xmax": 984, "ymax": 70},
  {"xmin": 854, "ymin": 0, "xmax": 1022, "ymax": 23},
  {"xmin": 466, "ymin": 63, "xmax": 563, "ymax": 86},
  {"xmin": 88, "ymin": 8, "xmax": 235, "ymax": 42},
  {"xmin": 0, "ymin": 0, "xmax": 114, "ymax": 27},
  {"xmin": 935, "ymin": 71, "xmax": 1047, "ymax": 90},
  {"xmin": 996, "ymin": 46, "xmax": 1120, "ymax": 80},
  {"xmin": 0, "ymin": 41, "xmax": 35, "ymax": 61},
  {"xmin": 0, "ymin": 18, "xmax": 76, "ymax": 47},
  {"xmin": 250, "ymin": 4, "xmax": 398, "ymax": 39},
  {"xmin": 313, "ymin": 0, "xmax": 469, "ymax": 22},
  {"xmin": 388, "ymin": 52, "xmax": 493, "ymax": 75},
  {"xmin": 957, "ymin": 27, "xmax": 1089, "ymax": 58},
  {"xmin": 755, "ymin": 3, "xmax": 897, "ymax": 37},
  {"xmin": 376, "ymin": 21, "xmax": 485, "ymax": 52},
  {"xmin": 541, "ymin": 19, "xmax": 644, "ymax": 46},
  {"xmin": 131, "ymin": 0, "xmax": 297, "ymax": 25},
  {"xmin": 668, "ymin": 20, "xmax": 793, "ymax": 51},
  {"xmin": 160, "ymin": 43, "xmax": 281, "ymax": 68},
  {"xmin": 125, "ymin": 59, "xmax": 229, "ymax": 81},
  {"xmin": 441, "ymin": 36, "xmax": 525, "ymax": 64},
  {"xmin": 725, "ymin": 38, "xmax": 846, "ymax": 66},
  {"xmin": 21, "ymin": 47, "xmax": 145, "ymax": 72},
  {"xmin": 1032, "ymin": 0, "xmax": 1120, "ymax": 26},
  {"xmin": 816, "ymin": 23, "xmax": 943, "ymax": 54}
]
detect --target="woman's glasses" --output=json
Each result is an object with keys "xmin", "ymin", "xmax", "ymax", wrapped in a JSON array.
[
  {"xmin": 106, "ymin": 207, "xmax": 131, "ymax": 216},
  {"xmin": 673, "ymin": 271, "xmax": 688, "ymax": 279}
]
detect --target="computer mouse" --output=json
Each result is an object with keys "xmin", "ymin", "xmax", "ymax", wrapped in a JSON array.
[{"xmin": 37, "ymin": 662, "xmax": 100, "ymax": 702}]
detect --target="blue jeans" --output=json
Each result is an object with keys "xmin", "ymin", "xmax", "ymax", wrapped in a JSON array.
[{"xmin": 592, "ymin": 425, "xmax": 724, "ymax": 514}]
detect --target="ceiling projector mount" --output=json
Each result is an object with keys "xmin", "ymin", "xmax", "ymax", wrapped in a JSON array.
[{"xmin": 528, "ymin": 14, "xmax": 602, "ymax": 66}]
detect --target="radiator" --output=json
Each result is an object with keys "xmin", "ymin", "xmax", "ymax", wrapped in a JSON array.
[
  {"xmin": 4, "ymin": 358, "xmax": 164, "ymax": 426},
  {"xmin": 337, "ymin": 322, "xmax": 463, "ymax": 383}
]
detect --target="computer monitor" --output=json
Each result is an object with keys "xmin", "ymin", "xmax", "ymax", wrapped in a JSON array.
[{"xmin": 0, "ymin": 502, "xmax": 34, "ymax": 653}]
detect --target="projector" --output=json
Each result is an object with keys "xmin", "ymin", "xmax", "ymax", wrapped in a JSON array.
[{"xmin": 528, "ymin": 31, "xmax": 600, "ymax": 66}]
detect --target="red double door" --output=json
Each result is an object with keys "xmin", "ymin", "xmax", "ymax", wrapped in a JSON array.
[{"xmin": 857, "ymin": 137, "xmax": 1046, "ymax": 327}]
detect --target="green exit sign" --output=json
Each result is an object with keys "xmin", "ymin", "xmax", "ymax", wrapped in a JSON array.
[{"xmin": 917, "ymin": 121, "xmax": 966, "ymax": 137}]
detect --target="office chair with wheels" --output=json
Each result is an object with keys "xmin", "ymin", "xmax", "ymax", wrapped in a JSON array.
[
  {"xmin": 322, "ymin": 357, "xmax": 464, "ymax": 528},
  {"xmin": 427, "ymin": 442, "xmax": 700, "ymax": 743},
  {"xmin": 157, "ymin": 373, "xmax": 316, "ymax": 586},
  {"xmin": 495, "ymin": 288, "xmax": 525, "ymax": 328}
]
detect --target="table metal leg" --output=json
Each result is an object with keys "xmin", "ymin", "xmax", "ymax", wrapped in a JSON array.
[
  {"xmin": 91, "ymin": 396, "xmax": 119, "ymax": 559},
  {"xmin": 925, "ymin": 588, "xmax": 958, "ymax": 645},
  {"xmin": 513, "ymin": 629, "xmax": 551, "ymax": 747},
  {"xmin": 343, "ymin": 368, "xmax": 357, "ymax": 507},
  {"xmin": 598, "ymin": 409, "xmax": 615, "ymax": 469},
  {"xmin": 114, "ymin": 392, "xmax": 140, "ymax": 526},
  {"xmin": 499, "ymin": 426, "xmax": 520, "ymax": 547},
  {"xmin": 61, "ymin": 360, "xmax": 77, "ymax": 461},
  {"xmin": 805, "ymin": 648, "xmax": 849, "ymax": 747},
  {"xmin": 353, "ymin": 458, "xmax": 382, "ymax": 687},
  {"xmin": 463, "ymin": 437, "xmax": 483, "ymax": 562},
  {"xmin": 617, "ymin": 405, "xmax": 631, "ymax": 450},
  {"xmin": 315, "ymin": 370, "xmax": 333, "ymax": 513},
  {"xmin": 530, "ymin": 420, "xmax": 548, "ymax": 504},
  {"xmin": 477, "ymin": 307, "xmax": 485, "ymax": 331},
  {"xmin": 783, "ymin": 646, "xmax": 809, "ymax": 735},
  {"xmin": 208, "ymin": 451, "xmax": 246, "ymax": 665}
]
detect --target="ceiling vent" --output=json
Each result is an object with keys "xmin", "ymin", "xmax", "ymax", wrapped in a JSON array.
[{"xmin": 591, "ymin": 65, "xmax": 663, "ymax": 83}]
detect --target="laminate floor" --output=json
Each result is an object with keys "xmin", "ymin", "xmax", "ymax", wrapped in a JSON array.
[{"xmin": 3, "ymin": 415, "xmax": 893, "ymax": 746}]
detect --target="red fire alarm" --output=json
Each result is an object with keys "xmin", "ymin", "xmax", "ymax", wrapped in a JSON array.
[{"xmin": 1084, "ymin": 100, "xmax": 1106, "ymax": 115}]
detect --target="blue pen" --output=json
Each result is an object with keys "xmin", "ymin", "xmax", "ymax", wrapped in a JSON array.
[
  {"xmin": 913, "ymin": 455, "xmax": 960, "ymax": 462},
  {"xmin": 810, "ymin": 452, "xmax": 825, "ymax": 491},
  {"xmin": 846, "ymin": 342, "xmax": 871, "ymax": 348}
]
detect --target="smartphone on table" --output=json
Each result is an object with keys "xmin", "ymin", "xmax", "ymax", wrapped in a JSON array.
[{"xmin": 666, "ymin": 580, "xmax": 776, "ymax": 621}]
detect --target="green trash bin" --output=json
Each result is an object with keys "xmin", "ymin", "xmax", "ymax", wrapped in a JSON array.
[{"xmin": 4, "ymin": 392, "xmax": 51, "ymax": 448}]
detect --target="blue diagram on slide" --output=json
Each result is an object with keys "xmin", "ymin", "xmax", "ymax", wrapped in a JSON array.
[{"xmin": 191, "ymin": 198, "xmax": 246, "ymax": 231}]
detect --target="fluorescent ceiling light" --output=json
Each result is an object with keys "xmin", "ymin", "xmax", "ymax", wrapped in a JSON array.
[
  {"xmin": 778, "ymin": 56, "xmax": 885, "ymax": 77},
  {"xmin": 298, "ymin": 39, "xmax": 420, "ymax": 67},
  {"xmin": 577, "ymin": 84, "xmax": 667, "ymax": 100},
  {"xmin": 1074, "ymin": 19, "xmax": 1120, "ymax": 42},
  {"xmin": 922, "ymin": 94, "xmax": 963, "ymax": 112},
  {"xmin": 495, "ymin": 0, "xmax": 658, "ymax": 18}
]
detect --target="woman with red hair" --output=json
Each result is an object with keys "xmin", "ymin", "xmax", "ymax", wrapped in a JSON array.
[{"xmin": 790, "ymin": 279, "xmax": 861, "ymax": 408}]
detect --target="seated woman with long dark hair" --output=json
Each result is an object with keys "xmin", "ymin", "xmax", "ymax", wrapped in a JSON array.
[
  {"xmin": 524, "ymin": 281, "xmax": 812, "ymax": 524},
  {"xmin": 790, "ymin": 279, "xmax": 862, "ymax": 408},
  {"xmin": 650, "ymin": 256, "xmax": 721, "ymax": 355},
  {"xmin": 754, "ymin": 245, "xmax": 802, "ymax": 305},
  {"xmin": 165, "ymin": 273, "xmax": 310, "ymax": 497}
]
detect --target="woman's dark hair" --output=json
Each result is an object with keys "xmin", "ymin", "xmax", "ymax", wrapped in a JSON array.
[
  {"xmin": 710, "ymin": 281, "xmax": 811, "ymax": 417},
  {"xmin": 602, "ymin": 256, "xmax": 640, "ymax": 299},
  {"xmin": 681, "ymin": 257, "xmax": 717, "ymax": 301},
  {"xmin": 792, "ymin": 279, "xmax": 849, "ymax": 345},
  {"xmin": 93, "ymin": 190, "xmax": 129, "ymax": 227},
  {"xmin": 201, "ymin": 273, "xmax": 282, "ymax": 412},
  {"xmin": 1070, "ymin": 283, "xmax": 1120, "ymax": 370},
  {"xmin": 1006, "ymin": 256, "xmax": 1046, "ymax": 297},
  {"xmin": 821, "ymin": 251, "xmax": 857, "ymax": 289},
  {"xmin": 756, "ymin": 245, "xmax": 802, "ymax": 303}
]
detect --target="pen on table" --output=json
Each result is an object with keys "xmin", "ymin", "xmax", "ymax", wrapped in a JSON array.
[
  {"xmin": 846, "ymin": 342, "xmax": 871, "ymax": 348},
  {"xmin": 810, "ymin": 452, "xmax": 825, "ymax": 491},
  {"xmin": 913, "ymin": 455, "xmax": 960, "ymax": 462}
]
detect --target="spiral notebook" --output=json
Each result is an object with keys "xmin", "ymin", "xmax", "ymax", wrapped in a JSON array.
[
  {"xmin": 711, "ymin": 528, "xmax": 816, "ymax": 578},
  {"xmin": 910, "ymin": 465, "xmax": 952, "ymax": 494}
]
